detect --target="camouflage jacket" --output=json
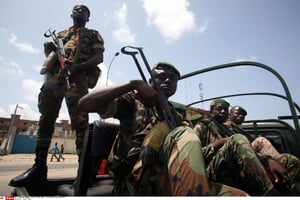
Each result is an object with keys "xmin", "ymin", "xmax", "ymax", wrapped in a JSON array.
[
  {"xmin": 50, "ymin": 26, "xmax": 104, "ymax": 74},
  {"xmin": 97, "ymin": 91, "xmax": 182, "ymax": 194}
]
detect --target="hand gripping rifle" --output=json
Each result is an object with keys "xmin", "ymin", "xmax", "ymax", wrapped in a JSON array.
[
  {"xmin": 43, "ymin": 28, "xmax": 71, "ymax": 89},
  {"xmin": 121, "ymin": 46, "xmax": 176, "ymax": 130}
]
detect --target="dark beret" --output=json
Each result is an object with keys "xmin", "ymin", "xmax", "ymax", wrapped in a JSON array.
[
  {"xmin": 73, "ymin": 5, "xmax": 90, "ymax": 17},
  {"xmin": 230, "ymin": 105, "xmax": 247, "ymax": 115},
  {"xmin": 172, "ymin": 102, "xmax": 186, "ymax": 111},
  {"xmin": 188, "ymin": 114, "xmax": 203, "ymax": 121},
  {"xmin": 152, "ymin": 62, "xmax": 180, "ymax": 78},
  {"xmin": 210, "ymin": 98, "xmax": 230, "ymax": 109}
]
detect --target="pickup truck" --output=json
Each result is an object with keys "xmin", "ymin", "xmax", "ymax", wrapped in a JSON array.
[{"xmin": 11, "ymin": 48, "xmax": 300, "ymax": 196}]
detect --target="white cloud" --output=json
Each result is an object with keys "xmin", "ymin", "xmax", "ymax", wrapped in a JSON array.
[
  {"xmin": 8, "ymin": 33, "xmax": 40, "ymax": 55},
  {"xmin": 112, "ymin": 3, "xmax": 136, "ymax": 44},
  {"xmin": 8, "ymin": 104, "xmax": 40, "ymax": 121},
  {"xmin": 198, "ymin": 18, "xmax": 210, "ymax": 33},
  {"xmin": 89, "ymin": 58, "xmax": 120, "ymax": 93},
  {"xmin": 22, "ymin": 79, "xmax": 42, "ymax": 101},
  {"xmin": 0, "ymin": 56, "xmax": 24, "ymax": 76},
  {"xmin": 141, "ymin": 0, "xmax": 200, "ymax": 42},
  {"xmin": 0, "ymin": 27, "xmax": 8, "ymax": 35},
  {"xmin": 234, "ymin": 56, "xmax": 257, "ymax": 62}
]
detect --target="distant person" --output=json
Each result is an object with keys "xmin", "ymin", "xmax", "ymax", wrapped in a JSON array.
[
  {"xmin": 58, "ymin": 144, "xmax": 65, "ymax": 162},
  {"xmin": 50, "ymin": 142, "xmax": 59, "ymax": 162},
  {"xmin": 9, "ymin": 4, "xmax": 105, "ymax": 187}
]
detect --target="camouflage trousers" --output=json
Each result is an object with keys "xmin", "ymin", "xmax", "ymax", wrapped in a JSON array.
[
  {"xmin": 251, "ymin": 136, "xmax": 279, "ymax": 156},
  {"xmin": 36, "ymin": 79, "xmax": 89, "ymax": 157},
  {"xmin": 161, "ymin": 126, "xmax": 248, "ymax": 196},
  {"xmin": 206, "ymin": 134, "xmax": 274, "ymax": 195}
]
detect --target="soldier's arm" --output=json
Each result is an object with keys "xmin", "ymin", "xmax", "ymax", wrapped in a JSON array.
[{"xmin": 72, "ymin": 48, "xmax": 103, "ymax": 73}]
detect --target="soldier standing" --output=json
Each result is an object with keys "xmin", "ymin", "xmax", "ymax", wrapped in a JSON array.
[{"xmin": 9, "ymin": 4, "xmax": 104, "ymax": 187}]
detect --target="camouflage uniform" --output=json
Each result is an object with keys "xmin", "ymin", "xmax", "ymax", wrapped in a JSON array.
[
  {"xmin": 38, "ymin": 26, "xmax": 104, "ymax": 156},
  {"xmin": 195, "ymin": 120, "xmax": 275, "ymax": 195},
  {"xmin": 97, "ymin": 92, "xmax": 248, "ymax": 196}
]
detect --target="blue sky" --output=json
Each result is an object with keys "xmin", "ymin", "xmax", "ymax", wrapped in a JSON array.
[{"xmin": 0, "ymin": 0, "xmax": 299, "ymax": 126}]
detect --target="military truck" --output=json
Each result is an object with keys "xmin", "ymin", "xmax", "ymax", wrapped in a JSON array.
[{"xmin": 11, "ymin": 47, "xmax": 300, "ymax": 196}]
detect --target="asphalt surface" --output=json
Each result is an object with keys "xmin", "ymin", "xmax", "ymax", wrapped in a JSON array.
[{"xmin": 0, "ymin": 153, "xmax": 78, "ymax": 196}]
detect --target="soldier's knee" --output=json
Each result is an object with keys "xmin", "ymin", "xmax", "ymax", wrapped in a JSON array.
[{"xmin": 230, "ymin": 134, "xmax": 249, "ymax": 144}]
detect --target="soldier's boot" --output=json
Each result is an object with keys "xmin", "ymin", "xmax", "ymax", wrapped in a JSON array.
[{"xmin": 8, "ymin": 147, "xmax": 48, "ymax": 187}]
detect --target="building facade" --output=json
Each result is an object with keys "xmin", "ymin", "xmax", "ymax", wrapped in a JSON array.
[{"xmin": 0, "ymin": 115, "xmax": 76, "ymax": 154}]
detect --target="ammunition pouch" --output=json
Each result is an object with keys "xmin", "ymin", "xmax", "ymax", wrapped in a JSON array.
[{"xmin": 142, "ymin": 121, "xmax": 170, "ymax": 151}]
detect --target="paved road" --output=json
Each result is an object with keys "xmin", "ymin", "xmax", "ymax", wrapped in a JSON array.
[{"xmin": 0, "ymin": 153, "xmax": 78, "ymax": 196}]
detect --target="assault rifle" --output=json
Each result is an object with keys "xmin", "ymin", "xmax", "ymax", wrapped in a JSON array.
[{"xmin": 42, "ymin": 28, "xmax": 71, "ymax": 89}]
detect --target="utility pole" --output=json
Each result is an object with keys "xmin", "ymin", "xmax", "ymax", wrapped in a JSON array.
[
  {"xmin": 199, "ymin": 82, "xmax": 204, "ymax": 109},
  {"xmin": 0, "ymin": 104, "xmax": 23, "ymax": 154}
]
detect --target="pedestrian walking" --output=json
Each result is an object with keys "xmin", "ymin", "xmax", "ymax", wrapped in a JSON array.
[
  {"xmin": 58, "ymin": 144, "xmax": 65, "ymax": 162},
  {"xmin": 50, "ymin": 142, "xmax": 59, "ymax": 162}
]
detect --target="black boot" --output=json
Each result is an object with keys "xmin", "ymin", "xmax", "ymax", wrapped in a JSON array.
[{"xmin": 8, "ymin": 147, "xmax": 48, "ymax": 187}]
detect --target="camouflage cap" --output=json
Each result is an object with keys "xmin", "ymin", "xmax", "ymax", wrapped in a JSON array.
[
  {"xmin": 230, "ymin": 105, "xmax": 247, "ymax": 115},
  {"xmin": 210, "ymin": 98, "xmax": 230, "ymax": 109},
  {"xmin": 152, "ymin": 62, "xmax": 180, "ymax": 78},
  {"xmin": 73, "ymin": 4, "xmax": 90, "ymax": 17}
]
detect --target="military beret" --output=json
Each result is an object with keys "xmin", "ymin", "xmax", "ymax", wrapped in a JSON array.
[
  {"xmin": 73, "ymin": 4, "xmax": 90, "ymax": 17},
  {"xmin": 152, "ymin": 62, "xmax": 180, "ymax": 78},
  {"xmin": 230, "ymin": 105, "xmax": 247, "ymax": 115},
  {"xmin": 188, "ymin": 114, "xmax": 203, "ymax": 121},
  {"xmin": 172, "ymin": 102, "xmax": 186, "ymax": 111},
  {"xmin": 210, "ymin": 98, "xmax": 230, "ymax": 109}
]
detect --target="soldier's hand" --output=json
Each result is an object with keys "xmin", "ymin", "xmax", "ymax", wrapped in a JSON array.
[
  {"xmin": 213, "ymin": 137, "xmax": 228, "ymax": 149},
  {"xmin": 268, "ymin": 158, "xmax": 288, "ymax": 182},
  {"xmin": 44, "ymin": 42, "xmax": 56, "ymax": 56},
  {"xmin": 131, "ymin": 80, "xmax": 158, "ymax": 107},
  {"xmin": 140, "ymin": 145, "xmax": 158, "ymax": 165},
  {"xmin": 66, "ymin": 63, "xmax": 79, "ymax": 78}
]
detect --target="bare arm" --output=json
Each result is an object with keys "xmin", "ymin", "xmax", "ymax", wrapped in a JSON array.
[{"xmin": 78, "ymin": 80, "xmax": 157, "ymax": 112}]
